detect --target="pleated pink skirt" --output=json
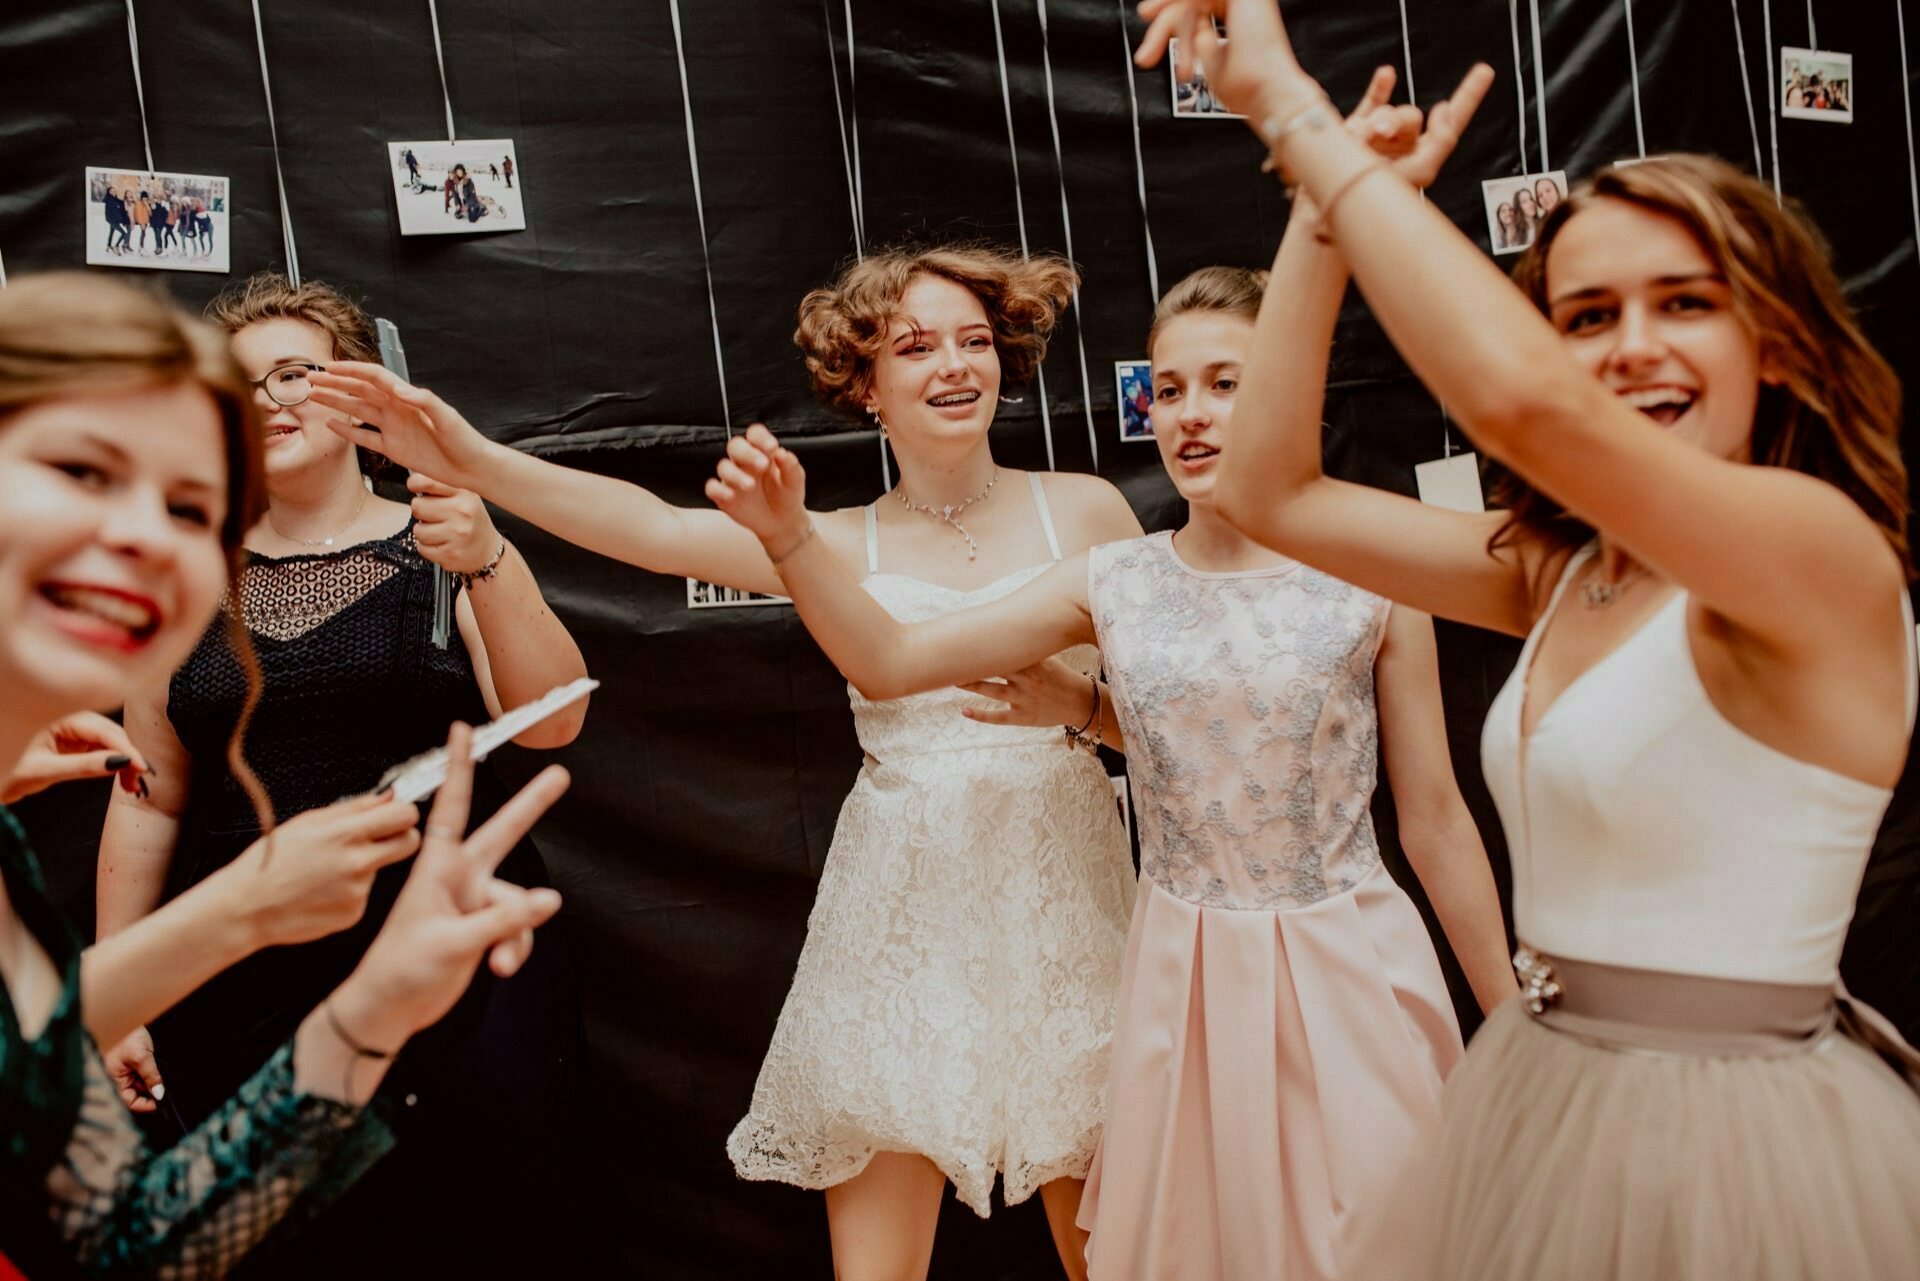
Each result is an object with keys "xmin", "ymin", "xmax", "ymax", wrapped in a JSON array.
[{"xmin": 1077, "ymin": 862, "xmax": 1464, "ymax": 1281}]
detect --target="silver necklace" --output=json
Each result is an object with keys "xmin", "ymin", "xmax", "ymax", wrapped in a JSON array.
[
  {"xmin": 1581, "ymin": 561, "xmax": 1648, "ymax": 609},
  {"xmin": 266, "ymin": 486, "xmax": 369, "ymax": 548},
  {"xmin": 896, "ymin": 469, "xmax": 998, "ymax": 560}
]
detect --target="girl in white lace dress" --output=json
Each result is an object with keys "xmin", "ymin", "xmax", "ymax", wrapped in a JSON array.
[
  {"xmin": 306, "ymin": 245, "xmax": 1142, "ymax": 1279},
  {"xmin": 707, "ymin": 135, "xmax": 1519, "ymax": 1278}
]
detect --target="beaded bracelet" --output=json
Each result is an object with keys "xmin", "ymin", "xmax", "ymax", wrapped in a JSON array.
[{"xmin": 457, "ymin": 540, "xmax": 509, "ymax": 591}]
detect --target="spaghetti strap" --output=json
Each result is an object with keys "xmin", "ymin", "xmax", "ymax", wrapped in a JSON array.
[
  {"xmin": 1028, "ymin": 472, "xmax": 1063, "ymax": 562},
  {"xmin": 864, "ymin": 504, "xmax": 880, "ymax": 576},
  {"xmin": 1901, "ymin": 589, "xmax": 1917, "ymax": 727}
]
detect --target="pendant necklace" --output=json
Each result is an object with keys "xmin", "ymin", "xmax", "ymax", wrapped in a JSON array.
[
  {"xmin": 1581, "ymin": 559, "xmax": 1648, "ymax": 609},
  {"xmin": 897, "ymin": 469, "xmax": 998, "ymax": 560}
]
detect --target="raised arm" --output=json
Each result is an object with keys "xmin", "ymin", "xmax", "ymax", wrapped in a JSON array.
[
  {"xmin": 308, "ymin": 362, "xmax": 791, "ymax": 597},
  {"xmin": 406, "ymin": 474, "xmax": 589, "ymax": 746},
  {"xmin": 95, "ymin": 681, "xmax": 191, "ymax": 942},
  {"xmin": 1141, "ymin": 0, "xmax": 1903, "ymax": 653},
  {"xmin": 706, "ymin": 426, "xmax": 1097, "ymax": 698},
  {"xmin": 1212, "ymin": 64, "xmax": 1537, "ymax": 636},
  {"xmin": 1372, "ymin": 606, "xmax": 1515, "ymax": 1013}
]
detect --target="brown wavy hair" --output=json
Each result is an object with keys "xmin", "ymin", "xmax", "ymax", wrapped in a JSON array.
[
  {"xmin": 795, "ymin": 244, "xmax": 1078, "ymax": 415},
  {"xmin": 1494, "ymin": 154, "xmax": 1910, "ymax": 574},
  {"xmin": 0, "ymin": 273, "xmax": 274, "ymax": 828},
  {"xmin": 206, "ymin": 271, "xmax": 390, "ymax": 475},
  {"xmin": 1147, "ymin": 265, "xmax": 1270, "ymax": 355}
]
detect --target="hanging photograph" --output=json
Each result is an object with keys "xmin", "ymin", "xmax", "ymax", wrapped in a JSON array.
[
  {"xmin": 388, "ymin": 139, "xmax": 527, "ymax": 236},
  {"xmin": 1780, "ymin": 48, "xmax": 1853, "ymax": 123},
  {"xmin": 1115, "ymin": 359, "xmax": 1155, "ymax": 442},
  {"xmin": 686, "ymin": 578, "xmax": 789, "ymax": 610},
  {"xmin": 1168, "ymin": 38, "xmax": 1246, "ymax": 119},
  {"xmin": 84, "ymin": 167, "xmax": 230, "ymax": 274},
  {"xmin": 1480, "ymin": 171, "xmax": 1569, "ymax": 256}
]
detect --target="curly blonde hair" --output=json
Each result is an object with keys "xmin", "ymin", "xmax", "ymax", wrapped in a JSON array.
[{"xmin": 795, "ymin": 244, "xmax": 1078, "ymax": 415}]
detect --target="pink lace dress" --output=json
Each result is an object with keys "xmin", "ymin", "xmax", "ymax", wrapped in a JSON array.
[{"xmin": 1077, "ymin": 532, "xmax": 1464, "ymax": 1281}]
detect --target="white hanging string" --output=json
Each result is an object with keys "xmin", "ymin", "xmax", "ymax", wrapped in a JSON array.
[
  {"xmin": 1527, "ymin": 0, "xmax": 1551, "ymax": 171},
  {"xmin": 1899, "ymin": 0, "xmax": 1920, "ymax": 261},
  {"xmin": 1395, "ymin": 0, "xmax": 1455, "ymax": 456},
  {"xmin": 1762, "ymin": 0, "xmax": 1783, "ymax": 202},
  {"xmin": 124, "ymin": 1, "xmax": 156, "ymax": 173},
  {"xmin": 248, "ymin": 0, "xmax": 301, "ymax": 285},
  {"xmin": 667, "ymin": 0, "xmax": 734, "ymax": 435},
  {"xmin": 426, "ymin": 0, "xmax": 457, "ymax": 142},
  {"xmin": 1116, "ymin": 1, "xmax": 1160, "ymax": 303},
  {"xmin": 1507, "ymin": 0, "xmax": 1530, "ymax": 170},
  {"xmin": 989, "ymin": 0, "xmax": 1058, "ymax": 471},
  {"xmin": 1807, "ymin": 0, "xmax": 1818, "ymax": 46},
  {"xmin": 1729, "ymin": 0, "xmax": 1767, "ymax": 179},
  {"xmin": 823, "ymin": 0, "xmax": 865, "ymax": 259},
  {"xmin": 1623, "ymin": 0, "xmax": 1647, "ymax": 157},
  {"xmin": 823, "ymin": 3, "xmax": 886, "ymax": 491},
  {"xmin": 1034, "ymin": 0, "xmax": 1100, "ymax": 470}
]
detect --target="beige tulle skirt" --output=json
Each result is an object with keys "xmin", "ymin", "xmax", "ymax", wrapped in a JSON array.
[{"xmin": 1347, "ymin": 987, "xmax": 1920, "ymax": 1280}]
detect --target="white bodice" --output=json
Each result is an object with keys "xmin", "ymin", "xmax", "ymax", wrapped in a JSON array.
[{"xmin": 1482, "ymin": 545, "xmax": 1914, "ymax": 984}]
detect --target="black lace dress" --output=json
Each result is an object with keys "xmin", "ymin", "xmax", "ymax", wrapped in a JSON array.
[{"xmin": 148, "ymin": 521, "xmax": 583, "ymax": 1275}]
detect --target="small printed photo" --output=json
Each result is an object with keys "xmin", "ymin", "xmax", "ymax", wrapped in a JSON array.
[
  {"xmin": 1480, "ymin": 170, "xmax": 1569, "ymax": 256},
  {"xmin": 388, "ymin": 140, "xmax": 527, "ymax": 236},
  {"xmin": 686, "ymin": 578, "xmax": 789, "ymax": 610},
  {"xmin": 1781, "ymin": 48, "xmax": 1853, "ymax": 122},
  {"xmin": 1115, "ymin": 359, "xmax": 1155, "ymax": 442},
  {"xmin": 1169, "ymin": 38, "xmax": 1246, "ymax": 119},
  {"xmin": 85, "ymin": 167, "xmax": 230, "ymax": 274}
]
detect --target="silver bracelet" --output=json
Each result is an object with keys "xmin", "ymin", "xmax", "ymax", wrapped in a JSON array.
[{"xmin": 1256, "ymin": 96, "xmax": 1334, "ymax": 175}]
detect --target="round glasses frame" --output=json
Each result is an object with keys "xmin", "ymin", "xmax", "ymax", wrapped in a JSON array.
[{"xmin": 248, "ymin": 362, "xmax": 325, "ymax": 408}]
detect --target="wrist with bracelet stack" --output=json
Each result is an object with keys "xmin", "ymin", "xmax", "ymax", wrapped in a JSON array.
[
  {"xmin": 1065, "ymin": 673, "xmax": 1104, "ymax": 754},
  {"xmin": 456, "ymin": 539, "xmax": 509, "ymax": 592},
  {"xmin": 1255, "ymin": 86, "xmax": 1392, "ymax": 244}
]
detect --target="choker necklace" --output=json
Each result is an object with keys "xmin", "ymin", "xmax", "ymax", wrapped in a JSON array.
[
  {"xmin": 896, "ymin": 469, "xmax": 998, "ymax": 560},
  {"xmin": 267, "ymin": 486, "xmax": 370, "ymax": 548},
  {"xmin": 1581, "ymin": 560, "xmax": 1649, "ymax": 609}
]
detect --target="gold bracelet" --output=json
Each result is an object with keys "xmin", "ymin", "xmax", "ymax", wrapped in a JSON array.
[{"xmin": 769, "ymin": 523, "xmax": 817, "ymax": 566}]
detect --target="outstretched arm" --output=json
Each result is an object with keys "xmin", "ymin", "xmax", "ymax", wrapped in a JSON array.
[
  {"xmin": 1372, "ymin": 607, "xmax": 1515, "ymax": 1013},
  {"xmin": 706, "ymin": 426, "xmax": 1098, "ymax": 698},
  {"xmin": 1141, "ymin": 0, "xmax": 1902, "ymax": 656},
  {"xmin": 309, "ymin": 363, "xmax": 790, "ymax": 596}
]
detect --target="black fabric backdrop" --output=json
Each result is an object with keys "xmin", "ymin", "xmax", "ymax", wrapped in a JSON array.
[{"xmin": 4, "ymin": 2, "xmax": 1918, "ymax": 1277}]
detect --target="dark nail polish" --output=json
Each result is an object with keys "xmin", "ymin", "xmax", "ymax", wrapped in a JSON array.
[{"xmin": 105, "ymin": 755, "xmax": 132, "ymax": 771}]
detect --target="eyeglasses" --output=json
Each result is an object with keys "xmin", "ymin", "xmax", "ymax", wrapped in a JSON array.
[{"xmin": 248, "ymin": 362, "xmax": 324, "ymax": 408}]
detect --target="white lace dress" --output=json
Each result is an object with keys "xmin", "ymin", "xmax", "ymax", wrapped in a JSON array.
[{"xmin": 727, "ymin": 478, "xmax": 1137, "ymax": 1214}]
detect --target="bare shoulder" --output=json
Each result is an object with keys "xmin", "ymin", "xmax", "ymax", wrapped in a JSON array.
[
  {"xmin": 813, "ymin": 502, "xmax": 873, "ymax": 565},
  {"xmin": 1033, "ymin": 470, "xmax": 1144, "ymax": 550}
]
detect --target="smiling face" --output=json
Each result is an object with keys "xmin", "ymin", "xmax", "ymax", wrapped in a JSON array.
[
  {"xmin": 1516, "ymin": 188, "xmax": 1540, "ymax": 220},
  {"xmin": 1545, "ymin": 197, "xmax": 1767, "ymax": 462},
  {"xmin": 231, "ymin": 316, "xmax": 356, "ymax": 491},
  {"xmin": 860, "ymin": 273, "xmax": 1002, "ymax": 451},
  {"xmin": 0, "ymin": 383, "xmax": 230, "ymax": 719},
  {"xmin": 1535, "ymin": 178, "xmax": 1562, "ymax": 214},
  {"xmin": 1148, "ymin": 310, "xmax": 1254, "ymax": 506}
]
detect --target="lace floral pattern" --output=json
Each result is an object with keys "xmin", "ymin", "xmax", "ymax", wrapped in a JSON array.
[
  {"xmin": 727, "ymin": 567, "xmax": 1137, "ymax": 1215},
  {"xmin": 48, "ymin": 1044, "xmax": 391, "ymax": 1278},
  {"xmin": 0, "ymin": 810, "xmax": 392, "ymax": 1279},
  {"xmin": 1090, "ymin": 533, "xmax": 1389, "ymax": 911}
]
